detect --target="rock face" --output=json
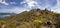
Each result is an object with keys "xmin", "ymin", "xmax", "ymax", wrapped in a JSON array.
[
  {"xmin": 34, "ymin": 12, "xmax": 40, "ymax": 17},
  {"xmin": 1, "ymin": 24, "xmax": 5, "ymax": 28},
  {"xmin": 1, "ymin": 25, "xmax": 5, "ymax": 28}
]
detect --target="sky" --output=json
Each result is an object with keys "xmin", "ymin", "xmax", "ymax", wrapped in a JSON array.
[{"xmin": 0, "ymin": 0, "xmax": 60, "ymax": 14}]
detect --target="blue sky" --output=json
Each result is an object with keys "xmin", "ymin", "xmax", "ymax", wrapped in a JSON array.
[{"xmin": 0, "ymin": 0, "xmax": 60, "ymax": 13}]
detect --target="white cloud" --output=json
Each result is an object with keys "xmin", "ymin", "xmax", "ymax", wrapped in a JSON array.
[
  {"xmin": 0, "ymin": 0, "xmax": 2, "ymax": 2},
  {"xmin": 20, "ymin": 0, "xmax": 38, "ymax": 8},
  {"xmin": 0, "ymin": 7, "xmax": 29, "ymax": 14},
  {"xmin": 10, "ymin": 2, "xmax": 17, "ymax": 4},
  {"xmin": 20, "ymin": 0, "xmax": 54, "ymax": 9},
  {"xmin": 11, "ymin": 7, "xmax": 29, "ymax": 13},
  {"xmin": 0, "ymin": 0, "xmax": 9, "ymax": 5},
  {"xmin": 51, "ymin": 0, "xmax": 60, "ymax": 13}
]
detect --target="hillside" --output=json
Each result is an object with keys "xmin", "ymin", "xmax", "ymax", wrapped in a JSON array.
[{"xmin": 0, "ymin": 8, "xmax": 60, "ymax": 28}]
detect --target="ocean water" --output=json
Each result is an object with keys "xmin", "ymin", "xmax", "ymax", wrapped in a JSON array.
[{"xmin": 0, "ymin": 15, "xmax": 10, "ymax": 18}]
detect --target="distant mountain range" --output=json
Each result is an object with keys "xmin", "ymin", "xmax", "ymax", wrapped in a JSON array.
[{"xmin": 0, "ymin": 13, "xmax": 16, "ymax": 18}]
